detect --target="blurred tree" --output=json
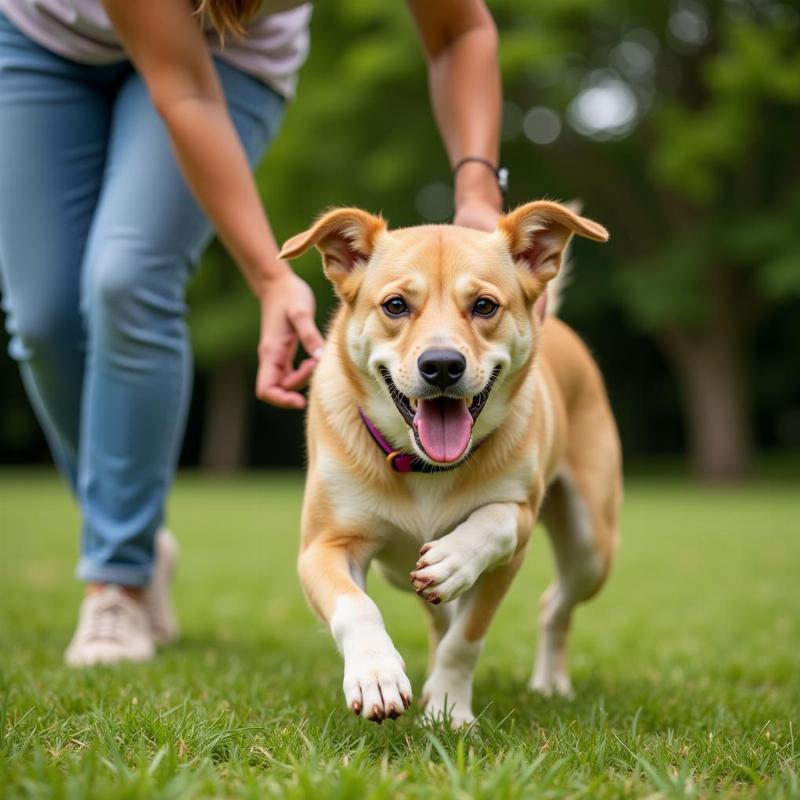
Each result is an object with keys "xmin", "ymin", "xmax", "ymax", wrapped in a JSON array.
[
  {"xmin": 188, "ymin": 0, "xmax": 800, "ymax": 478},
  {"xmin": 493, "ymin": 0, "xmax": 800, "ymax": 479}
]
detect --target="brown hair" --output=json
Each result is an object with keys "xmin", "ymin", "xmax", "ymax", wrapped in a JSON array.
[{"xmin": 195, "ymin": 0, "xmax": 260, "ymax": 38}]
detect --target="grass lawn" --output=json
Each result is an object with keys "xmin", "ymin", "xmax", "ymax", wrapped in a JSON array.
[{"xmin": 1, "ymin": 469, "xmax": 799, "ymax": 799}]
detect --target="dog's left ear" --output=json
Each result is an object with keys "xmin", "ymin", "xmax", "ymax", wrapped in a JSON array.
[
  {"xmin": 279, "ymin": 207, "xmax": 387, "ymax": 302},
  {"xmin": 498, "ymin": 201, "xmax": 609, "ymax": 283}
]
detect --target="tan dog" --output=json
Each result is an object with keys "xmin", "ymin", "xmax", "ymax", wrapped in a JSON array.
[{"xmin": 279, "ymin": 201, "xmax": 622, "ymax": 726}]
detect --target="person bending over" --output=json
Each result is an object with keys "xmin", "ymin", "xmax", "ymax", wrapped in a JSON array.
[{"xmin": 0, "ymin": 0, "xmax": 503, "ymax": 664}]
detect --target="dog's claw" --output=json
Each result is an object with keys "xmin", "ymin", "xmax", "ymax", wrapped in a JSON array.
[
  {"xmin": 352, "ymin": 701, "xmax": 362, "ymax": 715},
  {"xmin": 401, "ymin": 693, "xmax": 412, "ymax": 709}
]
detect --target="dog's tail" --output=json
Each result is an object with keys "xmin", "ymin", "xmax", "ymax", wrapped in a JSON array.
[{"xmin": 545, "ymin": 199, "xmax": 581, "ymax": 318}]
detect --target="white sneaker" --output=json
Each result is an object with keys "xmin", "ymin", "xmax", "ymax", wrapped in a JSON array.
[
  {"xmin": 64, "ymin": 585, "xmax": 155, "ymax": 666},
  {"xmin": 145, "ymin": 528, "xmax": 180, "ymax": 645}
]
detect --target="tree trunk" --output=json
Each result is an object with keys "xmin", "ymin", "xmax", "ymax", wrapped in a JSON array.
[
  {"xmin": 661, "ymin": 316, "xmax": 753, "ymax": 482},
  {"xmin": 199, "ymin": 360, "xmax": 251, "ymax": 472}
]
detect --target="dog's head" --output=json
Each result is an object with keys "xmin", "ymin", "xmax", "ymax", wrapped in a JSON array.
[{"xmin": 280, "ymin": 201, "xmax": 608, "ymax": 467}]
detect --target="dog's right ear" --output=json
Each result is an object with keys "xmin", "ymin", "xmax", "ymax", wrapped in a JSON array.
[{"xmin": 279, "ymin": 208, "xmax": 387, "ymax": 301}]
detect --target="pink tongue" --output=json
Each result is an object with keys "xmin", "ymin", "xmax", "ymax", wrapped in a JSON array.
[{"xmin": 414, "ymin": 398, "xmax": 473, "ymax": 463}]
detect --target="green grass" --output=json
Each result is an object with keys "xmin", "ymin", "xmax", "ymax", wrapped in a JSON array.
[{"xmin": 1, "ymin": 469, "xmax": 799, "ymax": 799}]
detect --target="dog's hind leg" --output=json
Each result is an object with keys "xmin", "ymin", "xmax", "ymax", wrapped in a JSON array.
[{"xmin": 529, "ymin": 465, "xmax": 619, "ymax": 697}]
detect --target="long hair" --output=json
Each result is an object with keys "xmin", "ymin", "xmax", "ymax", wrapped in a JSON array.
[{"xmin": 195, "ymin": 0, "xmax": 261, "ymax": 38}]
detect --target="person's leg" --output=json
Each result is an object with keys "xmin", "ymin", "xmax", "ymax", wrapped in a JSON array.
[
  {"xmin": 0, "ymin": 13, "xmax": 115, "ymax": 490},
  {"xmin": 74, "ymin": 61, "xmax": 285, "ymax": 588}
]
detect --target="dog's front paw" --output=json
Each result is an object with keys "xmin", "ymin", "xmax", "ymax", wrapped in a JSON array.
[
  {"xmin": 410, "ymin": 539, "xmax": 478, "ymax": 604},
  {"xmin": 342, "ymin": 645, "xmax": 413, "ymax": 723}
]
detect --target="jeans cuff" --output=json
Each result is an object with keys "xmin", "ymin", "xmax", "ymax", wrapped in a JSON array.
[{"xmin": 75, "ymin": 557, "xmax": 152, "ymax": 588}]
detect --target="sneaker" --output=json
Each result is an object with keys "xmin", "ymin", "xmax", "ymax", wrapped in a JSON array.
[
  {"xmin": 145, "ymin": 528, "xmax": 180, "ymax": 645},
  {"xmin": 64, "ymin": 585, "xmax": 155, "ymax": 666}
]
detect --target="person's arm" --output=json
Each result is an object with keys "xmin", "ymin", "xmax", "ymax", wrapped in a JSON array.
[
  {"xmin": 406, "ymin": 0, "xmax": 502, "ymax": 232},
  {"xmin": 102, "ymin": 0, "xmax": 323, "ymax": 408}
]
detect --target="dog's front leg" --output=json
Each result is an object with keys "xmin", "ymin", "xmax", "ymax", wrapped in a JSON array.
[
  {"xmin": 298, "ymin": 538, "xmax": 412, "ymax": 723},
  {"xmin": 410, "ymin": 502, "xmax": 524, "ymax": 604},
  {"xmin": 412, "ymin": 502, "xmax": 534, "ymax": 727}
]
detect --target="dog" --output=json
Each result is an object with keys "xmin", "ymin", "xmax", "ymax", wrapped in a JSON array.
[{"xmin": 279, "ymin": 201, "xmax": 622, "ymax": 726}]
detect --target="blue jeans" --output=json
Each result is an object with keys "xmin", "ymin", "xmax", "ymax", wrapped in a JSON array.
[{"xmin": 0, "ymin": 13, "xmax": 284, "ymax": 586}]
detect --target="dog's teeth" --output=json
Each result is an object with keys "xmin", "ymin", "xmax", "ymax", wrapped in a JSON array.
[
  {"xmin": 410, "ymin": 398, "xmax": 418, "ymax": 410},
  {"xmin": 468, "ymin": 396, "xmax": 475, "ymax": 407}
]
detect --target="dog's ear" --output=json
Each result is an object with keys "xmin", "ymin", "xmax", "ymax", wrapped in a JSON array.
[
  {"xmin": 279, "ymin": 208, "xmax": 387, "ymax": 301},
  {"xmin": 498, "ymin": 200, "xmax": 608, "ymax": 284}
]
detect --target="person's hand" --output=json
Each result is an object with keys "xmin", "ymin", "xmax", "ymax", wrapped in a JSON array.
[
  {"xmin": 453, "ymin": 198, "xmax": 501, "ymax": 232},
  {"xmin": 256, "ymin": 271, "xmax": 325, "ymax": 409}
]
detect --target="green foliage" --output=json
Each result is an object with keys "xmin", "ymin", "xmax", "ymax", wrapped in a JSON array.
[
  {"xmin": 654, "ymin": 14, "xmax": 800, "ymax": 200},
  {"xmin": 726, "ymin": 190, "xmax": 800, "ymax": 300},
  {"xmin": 494, "ymin": 0, "xmax": 800, "ymax": 327},
  {"xmin": 2, "ymin": 470, "xmax": 799, "ymax": 797}
]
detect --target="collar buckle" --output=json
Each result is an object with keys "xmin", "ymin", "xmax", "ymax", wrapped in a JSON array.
[{"xmin": 385, "ymin": 450, "xmax": 414, "ymax": 473}]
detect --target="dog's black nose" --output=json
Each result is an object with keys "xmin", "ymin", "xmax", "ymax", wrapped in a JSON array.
[{"xmin": 418, "ymin": 348, "xmax": 466, "ymax": 389}]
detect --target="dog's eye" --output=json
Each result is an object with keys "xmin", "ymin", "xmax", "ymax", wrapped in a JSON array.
[
  {"xmin": 382, "ymin": 296, "xmax": 409, "ymax": 317},
  {"xmin": 473, "ymin": 296, "xmax": 499, "ymax": 317}
]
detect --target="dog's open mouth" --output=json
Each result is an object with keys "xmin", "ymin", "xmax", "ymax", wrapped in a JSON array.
[{"xmin": 380, "ymin": 366, "xmax": 501, "ymax": 464}]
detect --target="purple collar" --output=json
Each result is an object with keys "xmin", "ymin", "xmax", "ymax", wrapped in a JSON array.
[
  {"xmin": 358, "ymin": 407, "xmax": 477, "ymax": 474},
  {"xmin": 358, "ymin": 408, "xmax": 422, "ymax": 473}
]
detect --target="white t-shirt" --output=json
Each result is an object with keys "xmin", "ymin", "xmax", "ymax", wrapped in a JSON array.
[{"xmin": 0, "ymin": 0, "xmax": 311, "ymax": 98}]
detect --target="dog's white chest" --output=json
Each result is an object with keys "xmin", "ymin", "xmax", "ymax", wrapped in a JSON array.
[
  {"xmin": 320, "ymin": 440, "xmax": 536, "ymax": 526},
  {"xmin": 380, "ymin": 464, "xmax": 534, "ymax": 553}
]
